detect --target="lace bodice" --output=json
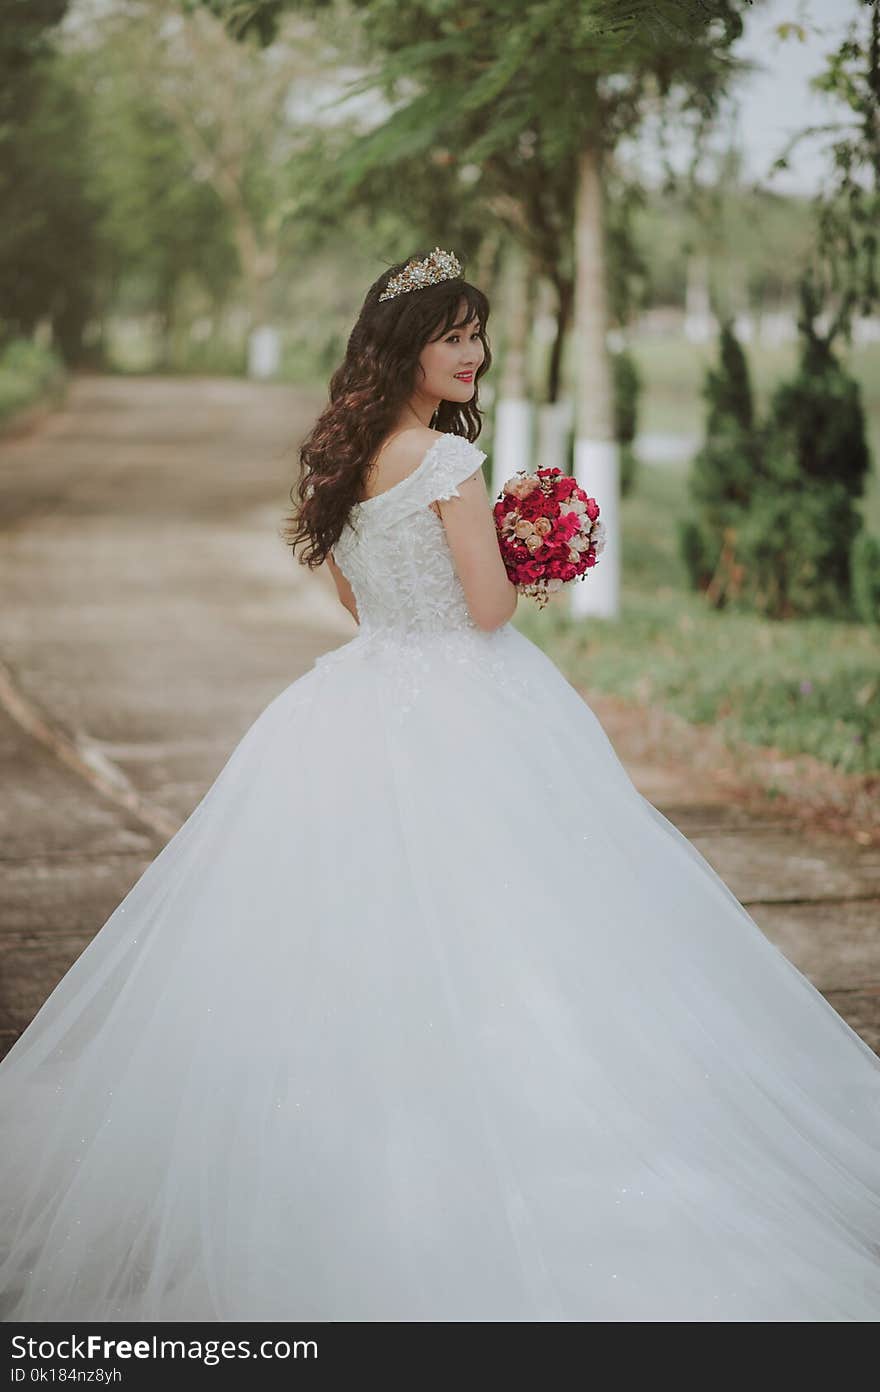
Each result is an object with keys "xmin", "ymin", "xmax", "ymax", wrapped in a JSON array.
[
  {"xmin": 313, "ymin": 432, "xmax": 531, "ymax": 723},
  {"xmin": 331, "ymin": 433, "xmax": 486, "ymax": 641}
]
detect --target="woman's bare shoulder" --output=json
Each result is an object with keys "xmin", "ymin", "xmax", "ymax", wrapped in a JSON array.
[
  {"xmin": 379, "ymin": 425, "xmax": 445, "ymax": 465},
  {"xmin": 363, "ymin": 426, "xmax": 446, "ymax": 499}
]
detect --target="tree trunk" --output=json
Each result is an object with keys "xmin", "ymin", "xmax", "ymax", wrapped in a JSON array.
[
  {"xmin": 569, "ymin": 136, "xmax": 620, "ymax": 620},
  {"xmin": 546, "ymin": 274, "xmax": 573, "ymax": 404},
  {"xmin": 684, "ymin": 253, "xmax": 712, "ymax": 343},
  {"xmin": 492, "ymin": 242, "xmax": 533, "ymax": 497},
  {"xmin": 536, "ymin": 274, "xmax": 574, "ymax": 478},
  {"xmin": 228, "ymin": 207, "xmax": 280, "ymax": 379},
  {"xmin": 474, "ymin": 230, "xmax": 502, "ymax": 301}
]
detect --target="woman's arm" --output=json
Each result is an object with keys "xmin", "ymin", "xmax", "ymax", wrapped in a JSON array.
[
  {"xmin": 385, "ymin": 428, "xmax": 517, "ymax": 632},
  {"xmin": 325, "ymin": 551, "xmax": 359, "ymax": 625},
  {"xmin": 436, "ymin": 470, "xmax": 518, "ymax": 631}
]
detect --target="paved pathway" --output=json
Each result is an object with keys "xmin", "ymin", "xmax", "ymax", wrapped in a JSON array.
[{"xmin": 1, "ymin": 376, "xmax": 877, "ymax": 1058}]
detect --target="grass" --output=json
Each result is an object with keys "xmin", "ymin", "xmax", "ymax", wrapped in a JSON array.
[{"xmin": 513, "ymin": 443, "xmax": 880, "ymax": 776}]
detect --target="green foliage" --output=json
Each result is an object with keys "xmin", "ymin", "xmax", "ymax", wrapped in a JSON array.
[
  {"xmin": 768, "ymin": 276, "xmax": 871, "ymax": 497},
  {"xmin": 737, "ymin": 477, "xmax": 862, "ymax": 621},
  {"xmin": 692, "ymin": 321, "xmax": 757, "ymax": 518},
  {"xmin": 611, "ymin": 347, "xmax": 640, "ymax": 445},
  {"xmin": 679, "ymin": 319, "xmax": 762, "ymax": 601},
  {"xmin": 0, "ymin": 7, "xmax": 95, "ymax": 357},
  {"xmin": 0, "ymin": 337, "xmax": 65, "ymax": 423},
  {"xmin": 777, "ymin": 0, "xmax": 880, "ymax": 340},
  {"xmin": 86, "ymin": 75, "xmax": 239, "ymax": 347},
  {"xmin": 294, "ymin": 0, "xmax": 751, "ymax": 366},
  {"xmin": 851, "ymin": 532, "xmax": 880, "ymax": 626},
  {"xmin": 704, "ymin": 316, "xmax": 754, "ymax": 432},
  {"xmin": 0, "ymin": 49, "xmax": 102, "ymax": 359},
  {"xmin": 681, "ymin": 284, "xmax": 874, "ymax": 621},
  {"xmin": 187, "ymin": 1, "xmax": 286, "ymax": 46},
  {"xmin": 742, "ymin": 277, "xmax": 871, "ymax": 618},
  {"xmin": 55, "ymin": 5, "xmax": 327, "ymax": 371},
  {"xmin": 0, "ymin": 1, "xmax": 69, "ymax": 86},
  {"xmin": 677, "ymin": 516, "xmax": 713, "ymax": 591}
]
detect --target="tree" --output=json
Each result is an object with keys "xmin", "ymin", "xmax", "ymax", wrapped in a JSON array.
[
  {"xmin": 683, "ymin": 280, "xmax": 872, "ymax": 621},
  {"xmin": 81, "ymin": 64, "xmax": 241, "ymax": 370},
  {"xmin": 0, "ymin": 0, "xmax": 104, "ymax": 357},
  {"xmin": 772, "ymin": 0, "xmax": 880, "ymax": 338},
  {"xmin": 74, "ymin": 0, "xmax": 330, "ymax": 374},
  {"xmin": 714, "ymin": 0, "xmax": 880, "ymax": 622},
  {"xmin": 679, "ymin": 319, "xmax": 762, "ymax": 606},
  {"xmin": 0, "ymin": 0, "xmax": 70, "ymax": 90},
  {"xmin": 745, "ymin": 274, "xmax": 870, "ymax": 619},
  {"xmin": 246, "ymin": 0, "xmax": 753, "ymax": 617}
]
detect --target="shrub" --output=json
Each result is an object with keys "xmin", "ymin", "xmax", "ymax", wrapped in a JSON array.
[
  {"xmin": 744, "ymin": 280, "xmax": 871, "ymax": 618},
  {"xmin": 679, "ymin": 319, "xmax": 762, "ymax": 607},
  {"xmin": 681, "ymin": 282, "xmax": 875, "ymax": 620},
  {"xmin": 678, "ymin": 515, "xmax": 717, "ymax": 593},
  {"xmin": 737, "ymin": 478, "xmax": 861, "ymax": 620},
  {"xmin": 0, "ymin": 338, "xmax": 65, "ymax": 423}
]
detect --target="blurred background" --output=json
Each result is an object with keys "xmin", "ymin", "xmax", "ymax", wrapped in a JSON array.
[{"xmin": 1, "ymin": 0, "xmax": 879, "ymax": 1051}]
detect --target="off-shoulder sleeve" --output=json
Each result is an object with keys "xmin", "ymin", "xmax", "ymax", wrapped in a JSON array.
[
  {"xmin": 422, "ymin": 433, "xmax": 487, "ymax": 503},
  {"xmin": 373, "ymin": 433, "xmax": 487, "ymax": 527}
]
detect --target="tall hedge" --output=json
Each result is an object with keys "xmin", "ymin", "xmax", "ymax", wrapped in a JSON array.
[
  {"xmin": 678, "ymin": 319, "xmax": 762, "ymax": 606},
  {"xmin": 745, "ymin": 283, "xmax": 870, "ymax": 618},
  {"xmin": 681, "ymin": 282, "xmax": 873, "ymax": 620}
]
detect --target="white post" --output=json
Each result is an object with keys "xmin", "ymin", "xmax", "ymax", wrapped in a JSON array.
[
  {"xmin": 569, "ymin": 437, "xmax": 620, "ymax": 619},
  {"xmin": 684, "ymin": 255, "xmax": 713, "ymax": 344},
  {"xmin": 535, "ymin": 399, "xmax": 572, "ymax": 475},
  {"xmin": 247, "ymin": 325, "xmax": 281, "ymax": 380},
  {"xmin": 493, "ymin": 398, "xmax": 532, "ymax": 497},
  {"xmin": 492, "ymin": 244, "xmax": 533, "ymax": 496},
  {"xmin": 569, "ymin": 138, "xmax": 620, "ymax": 620}
]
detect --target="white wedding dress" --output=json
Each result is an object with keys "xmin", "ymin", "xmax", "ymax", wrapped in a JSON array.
[{"xmin": 1, "ymin": 432, "xmax": 879, "ymax": 1323}]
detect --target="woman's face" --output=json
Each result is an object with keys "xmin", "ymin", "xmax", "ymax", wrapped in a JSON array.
[{"xmin": 417, "ymin": 304, "xmax": 485, "ymax": 404}]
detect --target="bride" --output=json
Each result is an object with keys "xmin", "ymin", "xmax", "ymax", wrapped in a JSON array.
[{"xmin": 1, "ymin": 248, "xmax": 879, "ymax": 1323}]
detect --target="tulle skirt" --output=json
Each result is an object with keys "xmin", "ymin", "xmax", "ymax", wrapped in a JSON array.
[{"xmin": 1, "ymin": 622, "xmax": 879, "ymax": 1321}]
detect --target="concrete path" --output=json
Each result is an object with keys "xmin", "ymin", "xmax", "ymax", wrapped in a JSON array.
[{"xmin": 1, "ymin": 376, "xmax": 877, "ymax": 1059}]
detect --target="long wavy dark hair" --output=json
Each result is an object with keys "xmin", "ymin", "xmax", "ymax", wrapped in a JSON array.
[{"xmin": 284, "ymin": 251, "xmax": 492, "ymax": 568}]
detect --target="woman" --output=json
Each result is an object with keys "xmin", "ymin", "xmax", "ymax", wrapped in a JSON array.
[{"xmin": 1, "ymin": 248, "xmax": 879, "ymax": 1322}]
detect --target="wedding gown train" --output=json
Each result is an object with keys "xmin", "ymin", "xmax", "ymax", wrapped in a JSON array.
[{"xmin": 1, "ymin": 432, "xmax": 878, "ymax": 1322}]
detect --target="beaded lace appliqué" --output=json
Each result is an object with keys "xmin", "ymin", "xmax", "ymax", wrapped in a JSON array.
[{"xmin": 310, "ymin": 434, "xmax": 534, "ymax": 724}]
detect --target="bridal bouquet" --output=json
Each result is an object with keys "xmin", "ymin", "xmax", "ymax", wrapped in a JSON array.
[{"xmin": 493, "ymin": 468, "xmax": 605, "ymax": 608}]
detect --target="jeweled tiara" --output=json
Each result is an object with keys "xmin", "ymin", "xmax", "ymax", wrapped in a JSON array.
[{"xmin": 377, "ymin": 247, "xmax": 463, "ymax": 302}]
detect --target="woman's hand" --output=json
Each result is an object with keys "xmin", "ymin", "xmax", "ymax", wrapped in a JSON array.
[{"xmin": 326, "ymin": 552, "xmax": 359, "ymax": 625}]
